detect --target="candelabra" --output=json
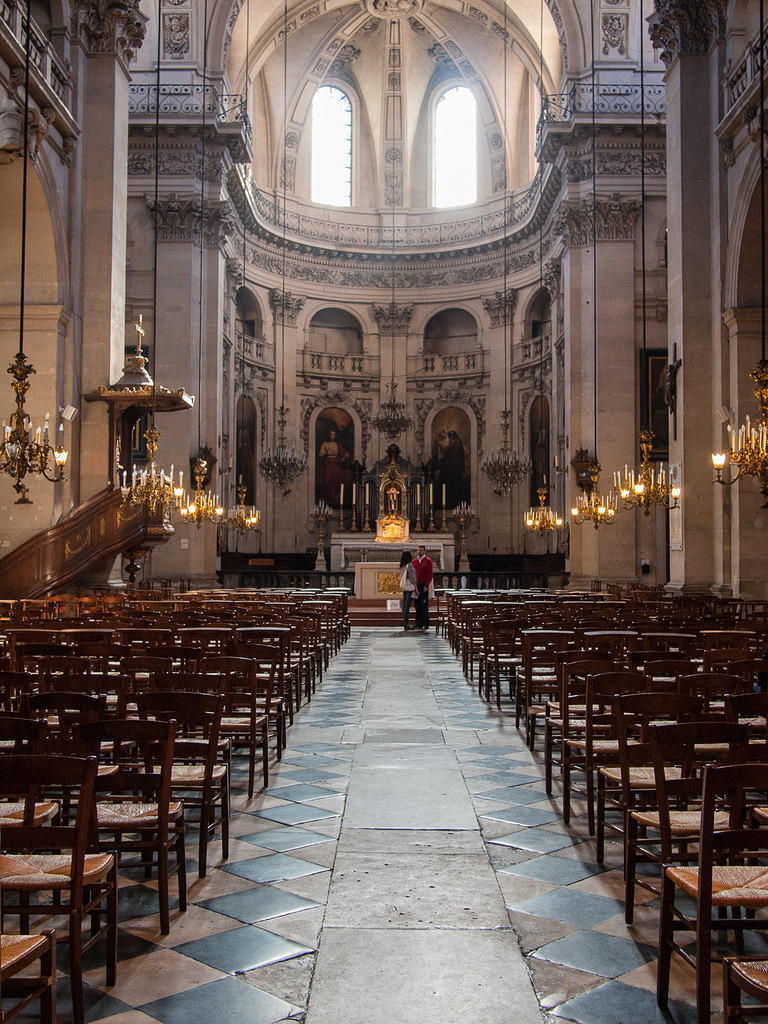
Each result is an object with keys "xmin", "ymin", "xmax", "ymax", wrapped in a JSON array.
[
  {"xmin": 226, "ymin": 483, "xmax": 260, "ymax": 534},
  {"xmin": 450, "ymin": 501, "xmax": 476, "ymax": 571},
  {"xmin": 0, "ymin": 353, "xmax": 68, "ymax": 503},
  {"xmin": 121, "ymin": 425, "xmax": 182, "ymax": 516},
  {"xmin": 179, "ymin": 456, "xmax": 224, "ymax": 527},
  {"xmin": 524, "ymin": 487, "xmax": 563, "ymax": 534},
  {"xmin": 614, "ymin": 429, "xmax": 681, "ymax": 514},
  {"xmin": 311, "ymin": 500, "xmax": 331, "ymax": 570},
  {"xmin": 480, "ymin": 410, "xmax": 530, "ymax": 495},
  {"xmin": 570, "ymin": 465, "xmax": 618, "ymax": 529},
  {"xmin": 712, "ymin": 361, "xmax": 768, "ymax": 506},
  {"xmin": 259, "ymin": 405, "xmax": 307, "ymax": 496}
]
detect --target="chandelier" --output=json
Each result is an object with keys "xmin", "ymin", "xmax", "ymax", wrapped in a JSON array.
[
  {"xmin": 1, "ymin": 0, "xmax": 68, "ymax": 504},
  {"xmin": 226, "ymin": 482, "xmax": 260, "ymax": 533},
  {"xmin": 1, "ymin": 354, "xmax": 68, "ymax": 503},
  {"xmin": 121, "ymin": 425, "xmax": 183, "ymax": 515},
  {"xmin": 259, "ymin": 405, "xmax": 307, "ymax": 496},
  {"xmin": 571, "ymin": 464, "xmax": 617, "ymax": 529},
  {"xmin": 525, "ymin": 486, "xmax": 563, "ymax": 534},
  {"xmin": 614, "ymin": 429, "xmax": 681, "ymax": 513},
  {"xmin": 712, "ymin": 361, "xmax": 768, "ymax": 505},
  {"xmin": 481, "ymin": 410, "xmax": 531, "ymax": 495},
  {"xmin": 372, "ymin": 380, "xmax": 413, "ymax": 440},
  {"xmin": 179, "ymin": 456, "xmax": 224, "ymax": 527}
]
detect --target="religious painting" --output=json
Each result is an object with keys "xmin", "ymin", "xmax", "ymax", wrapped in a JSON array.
[
  {"xmin": 646, "ymin": 351, "xmax": 669, "ymax": 458},
  {"xmin": 430, "ymin": 407, "xmax": 471, "ymax": 508},
  {"xmin": 236, "ymin": 396, "xmax": 257, "ymax": 505},
  {"xmin": 315, "ymin": 407, "xmax": 354, "ymax": 507},
  {"xmin": 530, "ymin": 395, "xmax": 549, "ymax": 506}
]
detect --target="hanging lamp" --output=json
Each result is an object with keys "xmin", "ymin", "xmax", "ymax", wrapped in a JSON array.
[
  {"xmin": 481, "ymin": 8, "xmax": 530, "ymax": 495},
  {"xmin": 570, "ymin": 0, "xmax": 616, "ymax": 528},
  {"xmin": 0, "ymin": 0, "xmax": 68, "ymax": 502},
  {"xmin": 259, "ymin": 0, "xmax": 307, "ymax": 494},
  {"xmin": 712, "ymin": 0, "xmax": 768, "ymax": 505},
  {"xmin": 613, "ymin": 1, "xmax": 680, "ymax": 514}
]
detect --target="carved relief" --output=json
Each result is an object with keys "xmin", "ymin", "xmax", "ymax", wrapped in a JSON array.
[
  {"xmin": 145, "ymin": 193, "xmax": 235, "ymax": 247},
  {"xmin": 602, "ymin": 13, "xmax": 626, "ymax": 56},
  {"xmin": 163, "ymin": 13, "xmax": 189, "ymax": 59},
  {"xmin": 270, "ymin": 289, "xmax": 305, "ymax": 326},
  {"xmin": 364, "ymin": 0, "xmax": 424, "ymax": 18},
  {"xmin": 73, "ymin": 0, "xmax": 147, "ymax": 62},
  {"xmin": 648, "ymin": 0, "xmax": 726, "ymax": 67},
  {"xmin": 543, "ymin": 258, "xmax": 562, "ymax": 302}
]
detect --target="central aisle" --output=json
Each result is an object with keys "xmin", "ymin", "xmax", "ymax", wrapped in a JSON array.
[{"xmin": 299, "ymin": 629, "xmax": 544, "ymax": 1022}]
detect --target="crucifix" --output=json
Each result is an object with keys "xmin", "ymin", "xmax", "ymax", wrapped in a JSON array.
[
  {"xmin": 665, "ymin": 343, "xmax": 682, "ymax": 442},
  {"xmin": 134, "ymin": 314, "xmax": 145, "ymax": 356}
]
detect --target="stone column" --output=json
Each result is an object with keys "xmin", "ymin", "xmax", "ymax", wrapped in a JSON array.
[
  {"xmin": 649, "ymin": 0, "xmax": 727, "ymax": 592},
  {"xmin": 71, "ymin": 1, "xmax": 147, "ymax": 501},
  {"xmin": 558, "ymin": 196, "xmax": 639, "ymax": 588}
]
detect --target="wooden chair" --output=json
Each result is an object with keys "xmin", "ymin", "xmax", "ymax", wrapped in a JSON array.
[
  {"xmin": 77, "ymin": 718, "xmax": 186, "ymax": 934},
  {"xmin": 197, "ymin": 652, "xmax": 276, "ymax": 795},
  {"xmin": 723, "ymin": 955, "xmax": 768, "ymax": 1023},
  {"xmin": 0, "ymin": 755, "xmax": 117, "ymax": 1024},
  {"xmin": 136, "ymin": 691, "xmax": 228, "ymax": 878},
  {"xmin": 657, "ymin": 760, "xmax": 768, "ymax": 1023},
  {"xmin": 0, "ymin": 930, "xmax": 57, "ymax": 1024}
]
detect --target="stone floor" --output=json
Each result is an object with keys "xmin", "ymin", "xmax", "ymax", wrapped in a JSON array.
[{"xmin": 33, "ymin": 628, "xmax": 738, "ymax": 1022}]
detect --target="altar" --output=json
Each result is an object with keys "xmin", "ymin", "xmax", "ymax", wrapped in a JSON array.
[{"xmin": 330, "ymin": 531, "xmax": 455, "ymax": 578}]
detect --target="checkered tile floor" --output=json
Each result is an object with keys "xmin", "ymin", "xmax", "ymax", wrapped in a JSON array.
[{"xmin": 12, "ymin": 630, "xmax": 738, "ymax": 1023}]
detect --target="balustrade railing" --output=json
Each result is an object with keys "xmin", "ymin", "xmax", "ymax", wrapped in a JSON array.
[
  {"xmin": 300, "ymin": 349, "xmax": 379, "ymax": 379},
  {"xmin": 408, "ymin": 349, "xmax": 487, "ymax": 378},
  {"xmin": 724, "ymin": 22, "xmax": 768, "ymax": 116},
  {"xmin": 0, "ymin": 0, "xmax": 73, "ymax": 113}
]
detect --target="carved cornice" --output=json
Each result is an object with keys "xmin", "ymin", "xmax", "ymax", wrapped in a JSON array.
[
  {"xmin": 648, "ymin": 0, "xmax": 726, "ymax": 67},
  {"xmin": 371, "ymin": 303, "xmax": 415, "ymax": 332},
  {"xmin": 73, "ymin": 0, "xmax": 147, "ymax": 63},
  {"xmin": 481, "ymin": 289, "xmax": 517, "ymax": 328},
  {"xmin": 554, "ymin": 195, "xmax": 640, "ymax": 247},
  {"xmin": 145, "ymin": 194, "xmax": 236, "ymax": 247},
  {"xmin": 269, "ymin": 289, "xmax": 305, "ymax": 326}
]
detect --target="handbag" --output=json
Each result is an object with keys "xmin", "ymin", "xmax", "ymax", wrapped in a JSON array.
[{"xmin": 400, "ymin": 568, "xmax": 415, "ymax": 591}]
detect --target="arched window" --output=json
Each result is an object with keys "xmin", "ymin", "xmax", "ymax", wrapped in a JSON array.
[
  {"xmin": 434, "ymin": 86, "xmax": 477, "ymax": 208},
  {"xmin": 311, "ymin": 86, "xmax": 352, "ymax": 207}
]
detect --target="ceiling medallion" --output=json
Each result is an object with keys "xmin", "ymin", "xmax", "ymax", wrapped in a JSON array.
[{"xmin": 363, "ymin": 0, "xmax": 424, "ymax": 19}]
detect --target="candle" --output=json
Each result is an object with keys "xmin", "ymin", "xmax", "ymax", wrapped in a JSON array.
[
  {"xmin": 352, "ymin": 482, "xmax": 357, "ymax": 504},
  {"xmin": 442, "ymin": 483, "xmax": 446, "ymax": 507},
  {"xmin": 340, "ymin": 483, "xmax": 344, "ymax": 507},
  {"xmin": 416, "ymin": 482, "xmax": 420, "ymax": 505},
  {"xmin": 429, "ymin": 482, "xmax": 433, "ymax": 505}
]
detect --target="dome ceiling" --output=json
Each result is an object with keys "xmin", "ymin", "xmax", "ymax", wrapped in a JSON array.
[{"xmin": 227, "ymin": 0, "xmax": 562, "ymax": 214}]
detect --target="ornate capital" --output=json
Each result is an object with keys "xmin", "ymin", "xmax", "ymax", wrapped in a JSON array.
[
  {"xmin": 542, "ymin": 259, "xmax": 562, "ymax": 302},
  {"xmin": 371, "ymin": 302, "xmax": 414, "ymax": 332},
  {"xmin": 146, "ymin": 194, "xmax": 235, "ymax": 247},
  {"xmin": 554, "ymin": 194, "xmax": 640, "ymax": 247},
  {"xmin": 269, "ymin": 289, "xmax": 305, "ymax": 326},
  {"xmin": 74, "ymin": 0, "xmax": 147, "ymax": 63},
  {"xmin": 481, "ymin": 289, "xmax": 517, "ymax": 328},
  {"xmin": 648, "ymin": 0, "xmax": 726, "ymax": 67}
]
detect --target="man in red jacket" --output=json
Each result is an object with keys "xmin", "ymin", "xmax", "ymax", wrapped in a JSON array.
[{"xmin": 412, "ymin": 545, "xmax": 433, "ymax": 631}]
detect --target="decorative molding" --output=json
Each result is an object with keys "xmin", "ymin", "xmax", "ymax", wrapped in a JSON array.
[
  {"xmin": 554, "ymin": 194, "xmax": 640, "ymax": 247},
  {"xmin": 371, "ymin": 303, "xmax": 415, "ymax": 332},
  {"xmin": 364, "ymin": 0, "xmax": 424, "ymax": 19},
  {"xmin": 269, "ymin": 289, "xmax": 305, "ymax": 326},
  {"xmin": 542, "ymin": 258, "xmax": 562, "ymax": 302},
  {"xmin": 467, "ymin": 395, "xmax": 486, "ymax": 461},
  {"xmin": 414, "ymin": 398, "xmax": 434, "ymax": 461},
  {"xmin": 163, "ymin": 13, "xmax": 190, "ymax": 60},
  {"xmin": 73, "ymin": 0, "xmax": 147, "ymax": 62},
  {"xmin": 566, "ymin": 148, "xmax": 666, "ymax": 182},
  {"xmin": 648, "ymin": 0, "xmax": 726, "ymax": 67},
  {"xmin": 481, "ymin": 289, "xmax": 517, "ymax": 328}
]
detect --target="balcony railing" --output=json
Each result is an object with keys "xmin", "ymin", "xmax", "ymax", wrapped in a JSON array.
[
  {"xmin": 536, "ymin": 82, "xmax": 666, "ymax": 138},
  {"xmin": 129, "ymin": 84, "xmax": 251, "ymax": 136},
  {"xmin": 234, "ymin": 330, "xmax": 273, "ymax": 369},
  {"xmin": 0, "ymin": 0, "xmax": 74, "ymax": 119},
  {"xmin": 407, "ymin": 349, "xmax": 487, "ymax": 380},
  {"xmin": 513, "ymin": 330, "xmax": 551, "ymax": 366},
  {"xmin": 300, "ymin": 349, "xmax": 379, "ymax": 380},
  {"xmin": 724, "ymin": 22, "xmax": 768, "ymax": 116}
]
